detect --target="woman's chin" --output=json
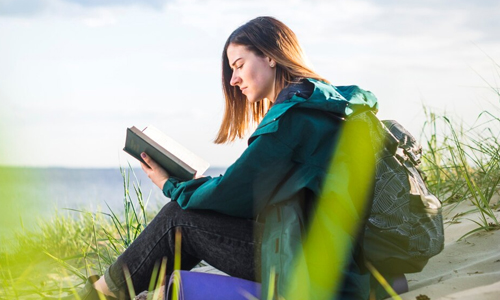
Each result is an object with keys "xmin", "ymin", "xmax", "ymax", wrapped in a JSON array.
[
  {"xmin": 246, "ymin": 97, "xmax": 257, "ymax": 104},
  {"xmin": 247, "ymin": 97, "xmax": 267, "ymax": 104}
]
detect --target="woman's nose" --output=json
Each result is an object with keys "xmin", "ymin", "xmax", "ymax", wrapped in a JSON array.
[{"xmin": 230, "ymin": 72, "xmax": 240, "ymax": 87}]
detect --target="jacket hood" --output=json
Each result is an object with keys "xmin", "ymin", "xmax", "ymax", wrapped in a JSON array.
[{"xmin": 298, "ymin": 78, "xmax": 379, "ymax": 117}]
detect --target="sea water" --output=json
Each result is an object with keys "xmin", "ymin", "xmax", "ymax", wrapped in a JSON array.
[{"xmin": 0, "ymin": 166, "xmax": 226, "ymax": 238}]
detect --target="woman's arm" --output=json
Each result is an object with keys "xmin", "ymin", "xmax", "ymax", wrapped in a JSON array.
[{"xmin": 163, "ymin": 130, "xmax": 296, "ymax": 218}]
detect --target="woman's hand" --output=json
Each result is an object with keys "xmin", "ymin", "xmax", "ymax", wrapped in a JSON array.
[{"xmin": 140, "ymin": 152, "xmax": 169, "ymax": 190}]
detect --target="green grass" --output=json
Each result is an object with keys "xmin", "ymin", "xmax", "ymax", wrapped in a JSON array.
[
  {"xmin": 0, "ymin": 166, "xmax": 159, "ymax": 299},
  {"xmin": 420, "ymin": 93, "xmax": 500, "ymax": 239}
]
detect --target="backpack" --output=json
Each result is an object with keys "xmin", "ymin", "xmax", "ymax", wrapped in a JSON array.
[{"xmin": 361, "ymin": 113, "xmax": 444, "ymax": 275}]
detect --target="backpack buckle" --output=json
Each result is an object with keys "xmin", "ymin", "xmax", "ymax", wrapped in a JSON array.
[{"xmin": 403, "ymin": 148, "xmax": 421, "ymax": 165}]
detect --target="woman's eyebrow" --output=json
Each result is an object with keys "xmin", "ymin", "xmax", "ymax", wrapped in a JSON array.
[{"xmin": 231, "ymin": 57, "xmax": 243, "ymax": 67}]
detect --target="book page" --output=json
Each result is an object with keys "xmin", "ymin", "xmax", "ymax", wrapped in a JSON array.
[{"xmin": 143, "ymin": 125, "xmax": 210, "ymax": 175}]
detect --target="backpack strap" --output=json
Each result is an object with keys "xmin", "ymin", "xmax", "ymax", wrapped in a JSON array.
[{"xmin": 348, "ymin": 110, "xmax": 399, "ymax": 156}]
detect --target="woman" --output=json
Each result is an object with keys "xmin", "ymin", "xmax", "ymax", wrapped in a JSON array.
[{"xmin": 59, "ymin": 16, "xmax": 379, "ymax": 300}]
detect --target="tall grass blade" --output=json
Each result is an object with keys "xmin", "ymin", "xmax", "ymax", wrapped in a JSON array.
[
  {"xmin": 174, "ymin": 228, "xmax": 182, "ymax": 272},
  {"xmin": 43, "ymin": 251, "xmax": 87, "ymax": 281},
  {"xmin": 366, "ymin": 262, "xmax": 401, "ymax": 300},
  {"xmin": 123, "ymin": 265, "xmax": 137, "ymax": 299}
]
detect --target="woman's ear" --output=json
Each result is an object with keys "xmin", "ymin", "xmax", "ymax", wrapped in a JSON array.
[{"xmin": 268, "ymin": 57, "xmax": 276, "ymax": 68}]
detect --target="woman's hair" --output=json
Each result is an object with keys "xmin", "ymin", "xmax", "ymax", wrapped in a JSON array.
[{"xmin": 215, "ymin": 16, "xmax": 328, "ymax": 144}]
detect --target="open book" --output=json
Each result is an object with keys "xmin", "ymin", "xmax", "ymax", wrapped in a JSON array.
[{"xmin": 123, "ymin": 125, "xmax": 210, "ymax": 181}]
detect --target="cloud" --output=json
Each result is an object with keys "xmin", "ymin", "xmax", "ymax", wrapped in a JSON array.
[
  {"xmin": 333, "ymin": 0, "xmax": 500, "ymax": 43},
  {"xmin": 2, "ymin": 0, "xmax": 498, "ymax": 46},
  {"xmin": 64, "ymin": 0, "xmax": 167, "ymax": 9},
  {"xmin": 81, "ymin": 8, "xmax": 117, "ymax": 27},
  {"xmin": 0, "ymin": 0, "xmax": 47, "ymax": 16},
  {"xmin": 164, "ymin": 0, "xmax": 499, "ymax": 47},
  {"xmin": 0, "ymin": 0, "xmax": 169, "ymax": 17}
]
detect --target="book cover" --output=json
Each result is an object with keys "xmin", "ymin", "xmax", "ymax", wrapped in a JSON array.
[{"xmin": 123, "ymin": 125, "xmax": 210, "ymax": 181}]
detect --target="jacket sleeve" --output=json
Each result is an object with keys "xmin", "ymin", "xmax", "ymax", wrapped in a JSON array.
[{"xmin": 162, "ymin": 125, "xmax": 296, "ymax": 219}]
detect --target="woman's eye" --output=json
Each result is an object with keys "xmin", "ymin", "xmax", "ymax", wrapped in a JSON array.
[{"xmin": 236, "ymin": 64, "xmax": 243, "ymax": 70}]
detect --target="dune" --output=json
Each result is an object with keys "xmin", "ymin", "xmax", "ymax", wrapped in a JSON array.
[{"xmin": 400, "ymin": 199, "xmax": 500, "ymax": 300}]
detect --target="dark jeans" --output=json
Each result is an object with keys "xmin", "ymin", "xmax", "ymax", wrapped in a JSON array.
[{"xmin": 104, "ymin": 201, "xmax": 263, "ymax": 297}]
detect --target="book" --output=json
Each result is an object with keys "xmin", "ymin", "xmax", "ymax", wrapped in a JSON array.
[{"xmin": 123, "ymin": 125, "xmax": 210, "ymax": 181}]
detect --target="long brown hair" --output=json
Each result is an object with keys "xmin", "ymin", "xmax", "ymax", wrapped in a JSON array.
[{"xmin": 215, "ymin": 16, "xmax": 328, "ymax": 144}]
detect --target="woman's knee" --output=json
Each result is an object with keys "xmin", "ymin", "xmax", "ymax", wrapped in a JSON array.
[
  {"xmin": 155, "ymin": 201, "xmax": 190, "ymax": 229},
  {"xmin": 159, "ymin": 201, "xmax": 182, "ymax": 216}
]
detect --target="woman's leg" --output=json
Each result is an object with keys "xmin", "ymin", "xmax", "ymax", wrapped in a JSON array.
[{"xmin": 102, "ymin": 201, "xmax": 263, "ymax": 297}]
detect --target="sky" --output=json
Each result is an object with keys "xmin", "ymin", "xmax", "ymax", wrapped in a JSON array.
[{"xmin": 0, "ymin": 0, "xmax": 499, "ymax": 169}]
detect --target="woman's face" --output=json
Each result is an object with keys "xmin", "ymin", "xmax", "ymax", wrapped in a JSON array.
[{"xmin": 227, "ymin": 43, "xmax": 276, "ymax": 103}]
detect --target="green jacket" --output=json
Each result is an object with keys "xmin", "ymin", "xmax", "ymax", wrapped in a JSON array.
[{"xmin": 163, "ymin": 78, "xmax": 378, "ymax": 299}]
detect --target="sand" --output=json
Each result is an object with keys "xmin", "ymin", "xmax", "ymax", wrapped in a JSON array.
[{"xmin": 400, "ymin": 199, "xmax": 500, "ymax": 300}]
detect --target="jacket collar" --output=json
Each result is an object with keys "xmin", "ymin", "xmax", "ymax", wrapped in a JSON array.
[{"xmin": 249, "ymin": 78, "xmax": 379, "ymax": 142}]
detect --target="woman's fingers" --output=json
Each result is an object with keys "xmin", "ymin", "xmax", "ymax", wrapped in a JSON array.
[
  {"xmin": 140, "ymin": 152, "xmax": 169, "ymax": 189},
  {"xmin": 140, "ymin": 161, "xmax": 150, "ymax": 173},
  {"xmin": 141, "ymin": 152, "xmax": 153, "ymax": 168}
]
